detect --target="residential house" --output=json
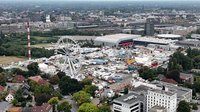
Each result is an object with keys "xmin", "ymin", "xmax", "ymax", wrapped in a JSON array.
[
  {"xmin": 32, "ymin": 103, "xmax": 53, "ymax": 112},
  {"xmin": 28, "ymin": 75, "xmax": 49, "ymax": 85},
  {"xmin": 14, "ymin": 75, "xmax": 25, "ymax": 83},
  {"xmin": 5, "ymin": 93, "xmax": 14, "ymax": 103},
  {"xmin": 180, "ymin": 73, "xmax": 194, "ymax": 84},
  {"xmin": 0, "ymin": 101, "xmax": 11, "ymax": 112},
  {"xmin": 0, "ymin": 85, "xmax": 5, "ymax": 92},
  {"xmin": 7, "ymin": 107, "xmax": 22, "ymax": 112}
]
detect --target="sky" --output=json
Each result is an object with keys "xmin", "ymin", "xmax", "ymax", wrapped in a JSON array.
[
  {"xmin": 1, "ymin": 0, "xmax": 200, "ymax": 1},
  {"xmin": 1, "ymin": 0, "xmax": 200, "ymax": 3}
]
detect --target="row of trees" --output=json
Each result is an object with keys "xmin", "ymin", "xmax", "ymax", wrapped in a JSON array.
[
  {"xmin": 168, "ymin": 48, "xmax": 200, "ymax": 71},
  {"xmin": 31, "ymin": 29, "xmax": 101, "ymax": 37},
  {"xmin": 0, "ymin": 46, "xmax": 54, "ymax": 58},
  {"xmin": 48, "ymin": 97, "xmax": 72, "ymax": 112},
  {"xmin": 71, "ymin": 77, "xmax": 111, "ymax": 112},
  {"xmin": 138, "ymin": 49, "xmax": 195, "ymax": 83},
  {"xmin": 177, "ymin": 100, "xmax": 198, "ymax": 112}
]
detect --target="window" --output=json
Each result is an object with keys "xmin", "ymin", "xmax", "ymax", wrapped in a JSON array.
[
  {"xmin": 130, "ymin": 103, "xmax": 139, "ymax": 109},
  {"xmin": 131, "ymin": 107, "xmax": 139, "ymax": 112},
  {"xmin": 113, "ymin": 102, "xmax": 122, "ymax": 106},
  {"xmin": 114, "ymin": 110, "xmax": 121, "ymax": 112}
]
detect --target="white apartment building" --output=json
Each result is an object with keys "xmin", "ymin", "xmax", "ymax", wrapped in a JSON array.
[{"xmin": 147, "ymin": 88, "xmax": 177, "ymax": 112}]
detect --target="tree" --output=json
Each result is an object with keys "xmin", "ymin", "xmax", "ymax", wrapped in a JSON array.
[
  {"xmin": 177, "ymin": 100, "xmax": 191, "ymax": 112},
  {"xmin": 57, "ymin": 101, "xmax": 72, "ymax": 112},
  {"xmin": 98, "ymin": 104, "xmax": 112, "ymax": 112},
  {"xmin": 78, "ymin": 103, "xmax": 98, "ymax": 112},
  {"xmin": 52, "ymin": 91, "xmax": 63, "ymax": 100},
  {"xmin": 83, "ymin": 85, "xmax": 98, "ymax": 97},
  {"xmin": 165, "ymin": 70, "xmax": 180, "ymax": 83},
  {"xmin": 35, "ymin": 93, "xmax": 51, "ymax": 106},
  {"xmin": 57, "ymin": 72, "xmax": 66, "ymax": 79},
  {"xmin": 73, "ymin": 91, "xmax": 91, "ymax": 105},
  {"xmin": 27, "ymin": 62, "xmax": 40, "ymax": 76},
  {"xmin": 48, "ymin": 97, "xmax": 59, "ymax": 112},
  {"xmin": 138, "ymin": 66, "xmax": 157, "ymax": 81},
  {"xmin": 156, "ymin": 66, "xmax": 166, "ymax": 75},
  {"xmin": 191, "ymin": 103, "xmax": 198, "ymax": 110},
  {"xmin": 81, "ymin": 78, "xmax": 92, "ymax": 86},
  {"xmin": 49, "ymin": 75, "xmax": 60, "ymax": 85},
  {"xmin": 14, "ymin": 88, "xmax": 26, "ymax": 103},
  {"xmin": 59, "ymin": 76, "xmax": 82, "ymax": 95},
  {"xmin": 0, "ymin": 67, "xmax": 3, "ymax": 73},
  {"xmin": 193, "ymin": 82, "xmax": 200, "ymax": 92},
  {"xmin": 124, "ymin": 87, "xmax": 129, "ymax": 94},
  {"xmin": 193, "ymin": 55, "xmax": 200, "ymax": 69},
  {"xmin": 168, "ymin": 51, "xmax": 193, "ymax": 71},
  {"xmin": 168, "ymin": 57, "xmax": 181, "ymax": 71},
  {"xmin": 186, "ymin": 48, "xmax": 200, "ymax": 58},
  {"xmin": 34, "ymin": 85, "xmax": 53, "ymax": 96},
  {"xmin": 12, "ymin": 99, "xmax": 18, "ymax": 106},
  {"xmin": 0, "ymin": 73, "xmax": 6, "ymax": 86}
]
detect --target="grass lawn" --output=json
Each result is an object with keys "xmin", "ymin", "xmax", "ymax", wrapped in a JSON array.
[
  {"xmin": 32, "ymin": 36, "xmax": 50, "ymax": 40},
  {"xmin": 32, "ymin": 36, "xmax": 58, "ymax": 41},
  {"xmin": 31, "ymin": 43, "xmax": 52, "ymax": 48},
  {"xmin": 0, "ymin": 56, "xmax": 26, "ymax": 64},
  {"xmin": 195, "ymin": 76, "xmax": 200, "ymax": 83}
]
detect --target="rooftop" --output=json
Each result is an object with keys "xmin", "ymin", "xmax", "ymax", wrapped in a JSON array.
[
  {"xmin": 151, "ymin": 80, "xmax": 192, "ymax": 99},
  {"xmin": 114, "ymin": 92, "xmax": 144, "ymax": 105},
  {"xmin": 32, "ymin": 103, "xmax": 52, "ymax": 112},
  {"xmin": 133, "ymin": 37, "xmax": 177, "ymax": 44},
  {"xmin": 95, "ymin": 33, "xmax": 140, "ymax": 43},
  {"xmin": 157, "ymin": 34, "xmax": 181, "ymax": 38},
  {"xmin": 149, "ymin": 105, "xmax": 167, "ymax": 112},
  {"xmin": 148, "ymin": 89, "xmax": 176, "ymax": 96}
]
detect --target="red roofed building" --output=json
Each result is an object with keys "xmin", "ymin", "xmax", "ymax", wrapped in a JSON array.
[
  {"xmin": 32, "ymin": 103, "xmax": 53, "ymax": 112},
  {"xmin": 38, "ymin": 79, "xmax": 49, "ymax": 85},
  {"xmin": 28, "ymin": 75, "xmax": 43, "ymax": 82},
  {"xmin": 28, "ymin": 75, "xmax": 49, "ymax": 85},
  {"xmin": 0, "ymin": 85, "xmax": 5, "ymax": 92},
  {"xmin": 180, "ymin": 73, "xmax": 194, "ymax": 84},
  {"xmin": 14, "ymin": 75, "xmax": 25, "ymax": 83},
  {"xmin": 162, "ymin": 78, "xmax": 178, "ymax": 85}
]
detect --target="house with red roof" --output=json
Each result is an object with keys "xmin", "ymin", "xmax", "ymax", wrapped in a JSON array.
[
  {"xmin": 162, "ymin": 78, "xmax": 178, "ymax": 85},
  {"xmin": 28, "ymin": 75, "xmax": 49, "ymax": 85},
  {"xmin": 14, "ymin": 75, "xmax": 25, "ymax": 83},
  {"xmin": 180, "ymin": 73, "xmax": 194, "ymax": 84},
  {"xmin": 32, "ymin": 103, "xmax": 53, "ymax": 112},
  {"xmin": 0, "ymin": 85, "xmax": 5, "ymax": 92}
]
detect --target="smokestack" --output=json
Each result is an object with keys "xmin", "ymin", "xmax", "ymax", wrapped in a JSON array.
[{"xmin": 27, "ymin": 21, "xmax": 31, "ymax": 60}]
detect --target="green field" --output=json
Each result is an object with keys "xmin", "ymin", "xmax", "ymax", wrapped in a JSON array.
[{"xmin": 31, "ymin": 43, "xmax": 53, "ymax": 48}]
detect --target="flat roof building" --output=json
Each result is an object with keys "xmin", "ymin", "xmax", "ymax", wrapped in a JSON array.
[
  {"xmin": 176, "ymin": 39, "xmax": 200, "ymax": 48},
  {"xmin": 150, "ymin": 80, "xmax": 192, "ymax": 102},
  {"xmin": 113, "ymin": 93, "xmax": 145, "ymax": 112},
  {"xmin": 156, "ymin": 34, "xmax": 182, "ymax": 40},
  {"xmin": 133, "ymin": 37, "xmax": 177, "ymax": 46},
  {"xmin": 94, "ymin": 33, "xmax": 141, "ymax": 47}
]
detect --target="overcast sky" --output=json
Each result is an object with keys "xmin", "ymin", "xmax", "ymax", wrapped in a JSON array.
[{"xmin": 0, "ymin": 0, "xmax": 199, "ymax": 1}]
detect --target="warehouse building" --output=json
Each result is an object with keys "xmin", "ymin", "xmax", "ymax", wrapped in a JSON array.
[
  {"xmin": 156, "ymin": 34, "xmax": 182, "ymax": 40},
  {"xmin": 133, "ymin": 37, "xmax": 177, "ymax": 46},
  {"xmin": 94, "ymin": 34, "xmax": 141, "ymax": 47}
]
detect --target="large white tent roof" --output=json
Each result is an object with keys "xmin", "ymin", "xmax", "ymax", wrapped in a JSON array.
[{"xmin": 95, "ymin": 33, "xmax": 141, "ymax": 44}]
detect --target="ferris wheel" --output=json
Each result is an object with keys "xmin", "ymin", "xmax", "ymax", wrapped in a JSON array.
[{"xmin": 54, "ymin": 37, "xmax": 82, "ymax": 78}]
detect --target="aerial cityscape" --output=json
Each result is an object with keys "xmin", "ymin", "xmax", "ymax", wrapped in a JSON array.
[{"xmin": 0, "ymin": 0, "xmax": 200, "ymax": 112}]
